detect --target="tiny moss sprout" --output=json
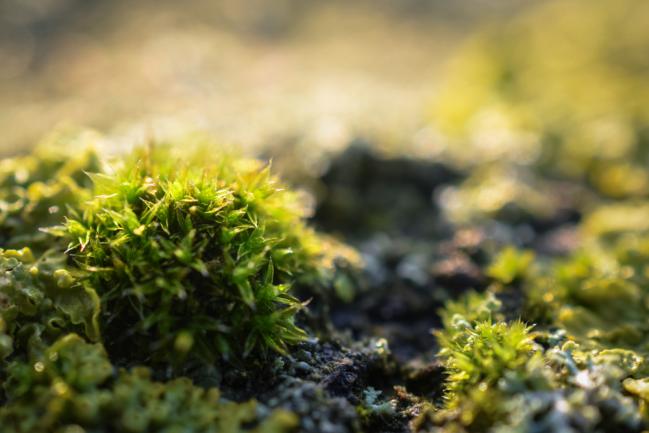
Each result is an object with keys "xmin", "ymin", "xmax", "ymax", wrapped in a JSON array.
[
  {"xmin": 486, "ymin": 247, "xmax": 535, "ymax": 285},
  {"xmin": 437, "ymin": 319, "xmax": 539, "ymax": 405}
]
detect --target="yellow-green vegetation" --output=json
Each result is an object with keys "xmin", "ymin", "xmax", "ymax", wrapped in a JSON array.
[
  {"xmin": 485, "ymin": 248, "xmax": 534, "ymax": 286},
  {"xmin": 427, "ymin": 291, "xmax": 646, "ymax": 432},
  {"xmin": 433, "ymin": 0, "xmax": 649, "ymax": 184},
  {"xmin": 0, "ymin": 247, "xmax": 100, "ymax": 363},
  {"xmin": 432, "ymin": 0, "xmax": 649, "ymax": 232},
  {"xmin": 426, "ymin": 218, "xmax": 649, "ymax": 432},
  {"xmin": 438, "ymin": 320, "xmax": 539, "ymax": 405},
  {"xmin": 0, "ymin": 134, "xmax": 357, "ymax": 433},
  {"xmin": 526, "ymin": 231, "xmax": 649, "ymax": 353}
]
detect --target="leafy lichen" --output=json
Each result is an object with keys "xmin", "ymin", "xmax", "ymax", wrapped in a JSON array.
[
  {"xmin": 0, "ymin": 134, "xmax": 371, "ymax": 433},
  {"xmin": 0, "ymin": 247, "xmax": 100, "ymax": 367},
  {"xmin": 0, "ymin": 334, "xmax": 297, "ymax": 433}
]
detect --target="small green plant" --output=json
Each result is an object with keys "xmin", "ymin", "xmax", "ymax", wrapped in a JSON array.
[
  {"xmin": 437, "ymin": 319, "xmax": 539, "ymax": 404},
  {"xmin": 0, "ymin": 334, "xmax": 297, "ymax": 433},
  {"xmin": 61, "ymin": 145, "xmax": 334, "ymax": 366}
]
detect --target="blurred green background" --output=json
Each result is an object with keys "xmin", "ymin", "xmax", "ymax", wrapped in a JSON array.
[
  {"xmin": 1, "ymin": 0, "xmax": 647, "ymax": 187},
  {"xmin": 0, "ymin": 0, "xmax": 533, "ymax": 158}
]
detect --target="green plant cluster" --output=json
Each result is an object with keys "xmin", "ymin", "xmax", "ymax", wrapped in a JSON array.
[
  {"xmin": 425, "ymin": 216, "xmax": 649, "ymax": 433},
  {"xmin": 438, "ymin": 320, "xmax": 538, "ymax": 406},
  {"xmin": 424, "ymin": 291, "xmax": 646, "ymax": 433},
  {"xmin": 0, "ymin": 135, "xmax": 355, "ymax": 432}
]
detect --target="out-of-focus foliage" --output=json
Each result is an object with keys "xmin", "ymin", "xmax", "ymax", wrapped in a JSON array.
[
  {"xmin": 0, "ymin": 334, "xmax": 298, "ymax": 433},
  {"xmin": 433, "ymin": 0, "xmax": 649, "ymax": 235},
  {"xmin": 582, "ymin": 203, "xmax": 649, "ymax": 241},
  {"xmin": 440, "ymin": 166, "xmax": 562, "ymax": 226},
  {"xmin": 524, "ymin": 228, "xmax": 649, "ymax": 353},
  {"xmin": 486, "ymin": 248, "xmax": 534, "ymax": 285},
  {"xmin": 433, "ymin": 0, "xmax": 649, "ymax": 186},
  {"xmin": 0, "ymin": 131, "xmax": 100, "ymax": 251}
]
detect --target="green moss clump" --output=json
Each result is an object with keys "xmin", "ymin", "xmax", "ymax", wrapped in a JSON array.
[
  {"xmin": 0, "ymin": 132, "xmax": 99, "ymax": 251},
  {"xmin": 428, "ymin": 300, "xmax": 550, "ymax": 432},
  {"xmin": 437, "ymin": 319, "xmax": 539, "ymax": 405},
  {"xmin": 61, "ymin": 145, "xmax": 334, "ymax": 365},
  {"xmin": 0, "ymin": 334, "xmax": 297, "ymax": 433},
  {"xmin": 0, "ymin": 133, "xmax": 369, "ymax": 433}
]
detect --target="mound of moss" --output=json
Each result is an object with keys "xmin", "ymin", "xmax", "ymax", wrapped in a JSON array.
[
  {"xmin": 0, "ymin": 134, "xmax": 361, "ymax": 433},
  {"xmin": 62, "ymin": 145, "xmax": 331, "ymax": 366}
]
